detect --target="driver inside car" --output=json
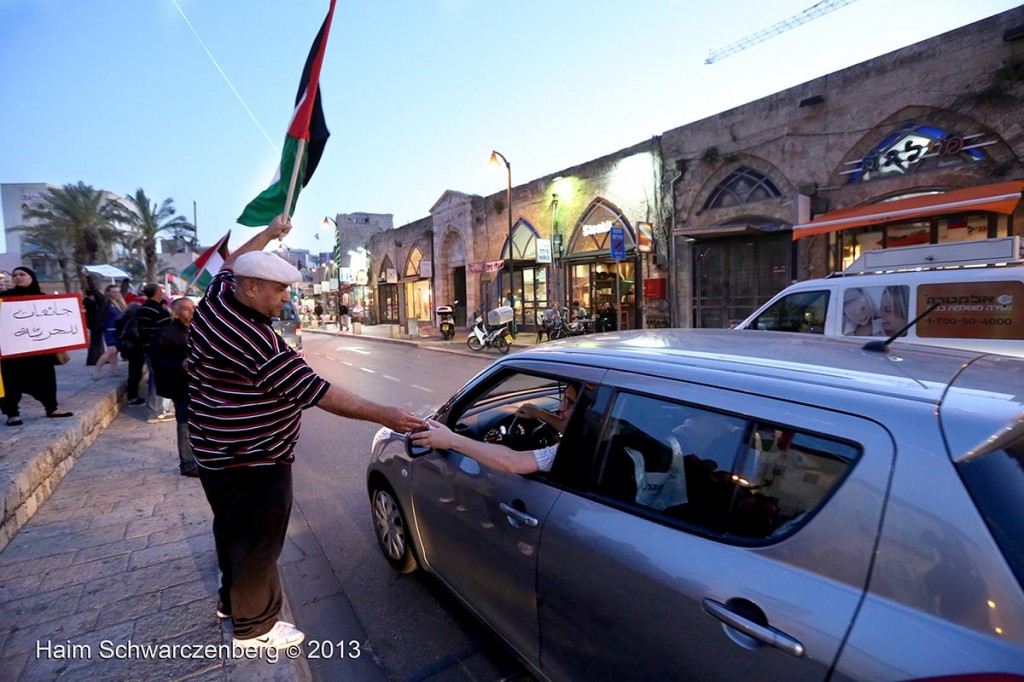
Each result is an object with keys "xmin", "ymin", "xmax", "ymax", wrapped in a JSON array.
[{"xmin": 411, "ymin": 382, "xmax": 579, "ymax": 474}]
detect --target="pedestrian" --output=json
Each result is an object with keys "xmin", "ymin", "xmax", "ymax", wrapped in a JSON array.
[
  {"xmin": 339, "ymin": 301, "xmax": 350, "ymax": 331},
  {"xmin": 148, "ymin": 296, "xmax": 198, "ymax": 476},
  {"xmin": 0, "ymin": 266, "xmax": 74, "ymax": 425},
  {"xmin": 314, "ymin": 301, "xmax": 323, "ymax": 329},
  {"xmin": 135, "ymin": 282, "xmax": 173, "ymax": 419},
  {"xmin": 597, "ymin": 301, "xmax": 617, "ymax": 332},
  {"xmin": 188, "ymin": 214, "xmax": 424, "ymax": 651},
  {"xmin": 83, "ymin": 276, "xmax": 109, "ymax": 365},
  {"xmin": 538, "ymin": 301, "xmax": 561, "ymax": 342},
  {"xmin": 121, "ymin": 278, "xmax": 145, "ymax": 305},
  {"xmin": 93, "ymin": 284, "xmax": 127, "ymax": 379}
]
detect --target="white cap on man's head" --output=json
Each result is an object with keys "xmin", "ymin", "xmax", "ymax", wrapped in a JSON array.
[{"xmin": 234, "ymin": 251, "xmax": 302, "ymax": 284}]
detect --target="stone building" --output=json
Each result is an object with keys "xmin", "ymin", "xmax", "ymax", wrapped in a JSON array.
[{"xmin": 365, "ymin": 7, "xmax": 1024, "ymax": 335}]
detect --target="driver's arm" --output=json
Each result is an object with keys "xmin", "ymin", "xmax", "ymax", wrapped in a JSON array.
[
  {"xmin": 515, "ymin": 403, "xmax": 568, "ymax": 433},
  {"xmin": 410, "ymin": 419, "xmax": 540, "ymax": 475}
]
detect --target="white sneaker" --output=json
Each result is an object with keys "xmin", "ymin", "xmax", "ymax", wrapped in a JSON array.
[{"xmin": 232, "ymin": 621, "xmax": 305, "ymax": 650}]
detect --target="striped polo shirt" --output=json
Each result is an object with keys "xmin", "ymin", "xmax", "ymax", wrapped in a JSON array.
[{"xmin": 187, "ymin": 269, "xmax": 329, "ymax": 469}]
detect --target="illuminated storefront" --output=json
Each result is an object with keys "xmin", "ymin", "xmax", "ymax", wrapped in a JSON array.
[{"xmin": 563, "ymin": 199, "xmax": 637, "ymax": 330}]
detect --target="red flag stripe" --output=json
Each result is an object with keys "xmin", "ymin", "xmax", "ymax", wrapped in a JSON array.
[{"xmin": 287, "ymin": 0, "xmax": 336, "ymax": 141}]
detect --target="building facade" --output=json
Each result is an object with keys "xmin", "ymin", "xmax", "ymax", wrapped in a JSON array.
[{"xmin": 358, "ymin": 9, "xmax": 1023, "ymax": 335}]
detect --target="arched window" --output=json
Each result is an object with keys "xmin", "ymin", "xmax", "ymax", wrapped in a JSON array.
[
  {"xmin": 846, "ymin": 122, "xmax": 988, "ymax": 183},
  {"xmin": 377, "ymin": 255, "xmax": 394, "ymax": 281},
  {"xmin": 404, "ymin": 247, "xmax": 424, "ymax": 278},
  {"xmin": 702, "ymin": 167, "xmax": 782, "ymax": 210},
  {"xmin": 500, "ymin": 219, "xmax": 539, "ymax": 261}
]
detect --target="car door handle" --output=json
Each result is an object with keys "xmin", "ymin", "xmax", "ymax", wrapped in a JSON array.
[
  {"xmin": 498, "ymin": 502, "xmax": 539, "ymax": 528},
  {"xmin": 702, "ymin": 598, "xmax": 805, "ymax": 658}
]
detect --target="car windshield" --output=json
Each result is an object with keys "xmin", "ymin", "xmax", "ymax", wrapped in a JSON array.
[{"xmin": 955, "ymin": 428, "xmax": 1024, "ymax": 590}]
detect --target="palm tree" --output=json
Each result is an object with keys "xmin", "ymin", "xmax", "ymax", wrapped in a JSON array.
[
  {"xmin": 21, "ymin": 182, "xmax": 123, "ymax": 289},
  {"xmin": 14, "ymin": 222, "xmax": 76, "ymax": 292},
  {"xmin": 118, "ymin": 189, "xmax": 195, "ymax": 282}
]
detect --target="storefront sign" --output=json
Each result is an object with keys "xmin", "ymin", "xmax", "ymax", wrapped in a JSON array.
[
  {"xmin": 917, "ymin": 281, "xmax": 1024, "ymax": 340},
  {"xmin": 419, "ymin": 261, "xmax": 432, "ymax": 278},
  {"xmin": 535, "ymin": 238, "xmax": 552, "ymax": 264},
  {"xmin": 583, "ymin": 220, "xmax": 614, "ymax": 237},
  {"xmin": 468, "ymin": 260, "xmax": 505, "ymax": 273},
  {"xmin": 637, "ymin": 222, "xmax": 653, "ymax": 253},
  {"xmin": 386, "ymin": 268, "xmax": 398, "ymax": 284}
]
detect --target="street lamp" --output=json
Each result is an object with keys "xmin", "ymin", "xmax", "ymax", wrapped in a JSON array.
[{"xmin": 489, "ymin": 151, "xmax": 513, "ymax": 316}]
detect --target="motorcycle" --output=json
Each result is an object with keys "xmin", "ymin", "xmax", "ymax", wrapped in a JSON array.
[
  {"xmin": 436, "ymin": 304, "xmax": 456, "ymax": 340},
  {"xmin": 547, "ymin": 307, "xmax": 592, "ymax": 339},
  {"xmin": 467, "ymin": 307, "xmax": 514, "ymax": 354}
]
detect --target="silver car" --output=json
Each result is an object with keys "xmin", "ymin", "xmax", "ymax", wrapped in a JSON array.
[
  {"xmin": 367, "ymin": 329, "xmax": 1024, "ymax": 681},
  {"xmin": 272, "ymin": 300, "xmax": 302, "ymax": 352}
]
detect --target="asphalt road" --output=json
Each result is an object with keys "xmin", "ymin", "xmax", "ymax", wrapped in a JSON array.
[{"xmin": 289, "ymin": 333, "xmax": 531, "ymax": 681}]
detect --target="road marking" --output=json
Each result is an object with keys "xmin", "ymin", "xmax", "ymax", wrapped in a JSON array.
[
  {"xmin": 336, "ymin": 346, "xmax": 371, "ymax": 355},
  {"xmin": 341, "ymin": 360, "xmax": 354, "ymax": 367},
  {"xmin": 360, "ymin": 367, "xmax": 376, "ymax": 374},
  {"xmin": 410, "ymin": 384, "xmax": 433, "ymax": 393},
  {"xmin": 383, "ymin": 375, "xmax": 400, "ymax": 382}
]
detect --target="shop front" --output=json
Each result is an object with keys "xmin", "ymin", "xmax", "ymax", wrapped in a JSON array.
[
  {"xmin": 563, "ymin": 199, "xmax": 638, "ymax": 330},
  {"xmin": 794, "ymin": 181, "xmax": 1023, "ymax": 271},
  {"xmin": 495, "ymin": 219, "xmax": 551, "ymax": 331}
]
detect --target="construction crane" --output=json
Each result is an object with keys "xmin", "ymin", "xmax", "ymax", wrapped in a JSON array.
[{"xmin": 705, "ymin": 0, "xmax": 860, "ymax": 64}]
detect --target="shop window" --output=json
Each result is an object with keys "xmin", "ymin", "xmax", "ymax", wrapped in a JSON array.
[
  {"xmin": 500, "ymin": 220, "xmax": 538, "ymax": 261},
  {"xmin": 845, "ymin": 122, "xmax": 989, "ymax": 183},
  {"xmin": 702, "ymin": 168, "xmax": 782, "ymax": 211}
]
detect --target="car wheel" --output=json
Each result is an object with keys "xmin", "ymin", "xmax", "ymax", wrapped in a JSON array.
[
  {"xmin": 467, "ymin": 335, "xmax": 483, "ymax": 351},
  {"xmin": 371, "ymin": 486, "xmax": 418, "ymax": 573}
]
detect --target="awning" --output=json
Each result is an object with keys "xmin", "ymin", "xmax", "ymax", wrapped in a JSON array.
[
  {"xmin": 83, "ymin": 264, "xmax": 131, "ymax": 279},
  {"xmin": 793, "ymin": 180, "xmax": 1024, "ymax": 240}
]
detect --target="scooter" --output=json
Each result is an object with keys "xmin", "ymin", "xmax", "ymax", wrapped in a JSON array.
[
  {"xmin": 467, "ymin": 309, "xmax": 513, "ymax": 354},
  {"xmin": 436, "ymin": 304, "xmax": 456, "ymax": 340}
]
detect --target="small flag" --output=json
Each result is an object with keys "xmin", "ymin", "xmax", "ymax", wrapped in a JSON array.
[
  {"xmin": 181, "ymin": 232, "xmax": 231, "ymax": 293},
  {"xmin": 238, "ymin": 1, "xmax": 336, "ymax": 227}
]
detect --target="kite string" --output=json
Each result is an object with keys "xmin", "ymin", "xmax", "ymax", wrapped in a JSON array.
[{"xmin": 170, "ymin": 0, "xmax": 279, "ymax": 154}]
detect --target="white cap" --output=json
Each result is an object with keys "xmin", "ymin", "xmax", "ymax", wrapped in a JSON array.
[{"xmin": 234, "ymin": 251, "xmax": 302, "ymax": 284}]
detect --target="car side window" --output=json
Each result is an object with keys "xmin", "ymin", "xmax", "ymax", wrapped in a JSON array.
[
  {"xmin": 748, "ymin": 290, "xmax": 829, "ymax": 334},
  {"xmin": 592, "ymin": 391, "xmax": 861, "ymax": 542},
  {"xmin": 447, "ymin": 371, "xmax": 570, "ymax": 458}
]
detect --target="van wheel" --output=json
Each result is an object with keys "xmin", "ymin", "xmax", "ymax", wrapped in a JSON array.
[{"xmin": 371, "ymin": 487, "xmax": 418, "ymax": 573}]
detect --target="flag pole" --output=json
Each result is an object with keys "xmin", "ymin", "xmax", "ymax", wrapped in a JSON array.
[{"xmin": 282, "ymin": 138, "xmax": 307, "ymax": 222}]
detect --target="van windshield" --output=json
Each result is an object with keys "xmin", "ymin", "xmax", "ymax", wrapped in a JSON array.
[{"xmin": 745, "ymin": 290, "xmax": 828, "ymax": 334}]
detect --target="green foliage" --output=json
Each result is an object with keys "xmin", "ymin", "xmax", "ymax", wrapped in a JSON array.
[
  {"xmin": 116, "ymin": 188, "xmax": 195, "ymax": 282},
  {"xmin": 20, "ymin": 181, "xmax": 123, "ymax": 289}
]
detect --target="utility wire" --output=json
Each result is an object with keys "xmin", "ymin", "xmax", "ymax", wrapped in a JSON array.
[{"xmin": 170, "ymin": 0, "xmax": 279, "ymax": 154}]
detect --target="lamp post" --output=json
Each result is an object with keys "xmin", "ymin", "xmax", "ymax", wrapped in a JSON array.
[
  {"xmin": 489, "ymin": 150, "xmax": 513, "ymax": 320},
  {"xmin": 322, "ymin": 216, "xmax": 341, "ymax": 326}
]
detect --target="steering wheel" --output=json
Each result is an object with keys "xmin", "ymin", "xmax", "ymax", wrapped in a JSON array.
[{"xmin": 507, "ymin": 413, "xmax": 560, "ymax": 450}]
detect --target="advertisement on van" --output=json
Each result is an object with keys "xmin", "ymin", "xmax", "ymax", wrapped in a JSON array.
[{"xmin": 918, "ymin": 281, "xmax": 1024, "ymax": 340}]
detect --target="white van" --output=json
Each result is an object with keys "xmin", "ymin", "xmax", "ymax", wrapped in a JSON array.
[{"xmin": 736, "ymin": 237, "xmax": 1024, "ymax": 356}]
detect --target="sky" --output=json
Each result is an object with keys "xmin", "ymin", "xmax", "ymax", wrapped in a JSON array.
[{"xmin": 1, "ymin": 0, "xmax": 1020, "ymax": 256}]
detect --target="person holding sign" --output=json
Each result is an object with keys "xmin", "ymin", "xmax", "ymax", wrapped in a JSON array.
[{"xmin": 0, "ymin": 267, "xmax": 74, "ymax": 425}]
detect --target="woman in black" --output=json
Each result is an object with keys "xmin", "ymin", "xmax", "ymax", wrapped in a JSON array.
[{"xmin": 0, "ymin": 267, "xmax": 74, "ymax": 425}]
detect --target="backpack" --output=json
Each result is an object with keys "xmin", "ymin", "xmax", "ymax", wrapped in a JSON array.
[{"xmin": 115, "ymin": 311, "xmax": 141, "ymax": 356}]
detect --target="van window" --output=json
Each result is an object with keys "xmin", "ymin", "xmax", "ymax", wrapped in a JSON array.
[
  {"xmin": 842, "ymin": 285, "xmax": 910, "ymax": 337},
  {"xmin": 746, "ymin": 290, "xmax": 828, "ymax": 334},
  {"xmin": 593, "ymin": 391, "xmax": 861, "ymax": 541}
]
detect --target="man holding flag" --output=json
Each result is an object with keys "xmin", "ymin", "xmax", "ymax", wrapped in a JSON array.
[{"xmin": 189, "ymin": 1, "xmax": 425, "ymax": 653}]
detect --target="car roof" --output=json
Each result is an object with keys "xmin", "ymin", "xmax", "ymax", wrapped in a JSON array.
[{"xmin": 514, "ymin": 328, "xmax": 1017, "ymax": 408}]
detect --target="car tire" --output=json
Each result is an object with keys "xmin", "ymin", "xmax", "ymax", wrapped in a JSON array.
[
  {"xmin": 371, "ymin": 486, "xmax": 418, "ymax": 573},
  {"xmin": 467, "ymin": 335, "xmax": 483, "ymax": 351}
]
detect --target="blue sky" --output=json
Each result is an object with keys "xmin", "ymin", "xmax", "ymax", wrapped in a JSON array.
[{"xmin": 1, "ymin": 0, "xmax": 1018, "ymax": 254}]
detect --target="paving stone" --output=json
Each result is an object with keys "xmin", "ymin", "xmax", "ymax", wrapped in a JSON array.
[
  {"xmin": 0, "ymin": 582, "xmax": 86, "ymax": 635},
  {"xmin": 72, "ymin": 535, "xmax": 148, "ymax": 564},
  {"xmin": 95, "ymin": 591, "xmax": 162, "ymax": 629},
  {"xmin": 128, "ymin": 538, "xmax": 216, "ymax": 571},
  {"xmin": 37, "ymin": 552, "xmax": 131, "ymax": 593}
]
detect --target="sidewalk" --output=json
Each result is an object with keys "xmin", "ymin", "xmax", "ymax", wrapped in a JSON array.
[
  {"xmin": 0, "ymin": 329, "xmax": 541, "ymax": 681},
  {"xmin": 0, "ymin": 350, "xmax": 307, "ymax": 681}
]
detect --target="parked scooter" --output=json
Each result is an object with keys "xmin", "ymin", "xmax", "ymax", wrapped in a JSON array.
[
  {"xmin": 467, "ymin": 306, "xmax": 513, "ymax": 354},
  {"xmin": 436, "ymin": 304, "xmax": 456, "ymax": 340},
  {"xmin": 548, "ymin": 307, "xmax": 592, "ymax": 339}
]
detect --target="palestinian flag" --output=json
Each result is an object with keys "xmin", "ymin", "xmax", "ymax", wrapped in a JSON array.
[
  {"xmin": 237, "ymin": 0, "xmax": 336, "ymax": 227},
  {"xmin": 180, "ymin": 232, "xmax": 231, "ymax": 293}
]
